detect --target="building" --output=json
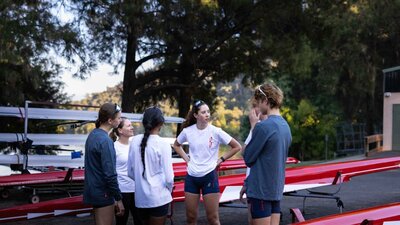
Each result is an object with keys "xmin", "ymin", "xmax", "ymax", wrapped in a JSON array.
[{"xmin": 383, "ymin": 66, "xmax": 400, "ymax": 150}]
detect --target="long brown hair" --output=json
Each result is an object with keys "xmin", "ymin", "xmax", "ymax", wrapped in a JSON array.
[
  {"xmin": 181, "ymin": 100, "xmax": 206, "ymax": 130},
  {"xmin": 109, "ymin": 117, "xmax": 128, "ymax": 142}
]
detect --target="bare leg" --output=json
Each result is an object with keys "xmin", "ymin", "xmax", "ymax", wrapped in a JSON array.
[
  {"xmin": 185, "ymin": 192, "xmax": 200, "ymax": 225},
  {"xmin": 94, "ymin": 204, "xmax": 114, "ymax": 225},
  {"xmin": 252, "ymin": 216, "xmax": 271, "ymax": 225},
  {"xmin": 147, "ymin": 216, "xmax": 167, "ymax": 225},
  {"xmin": 247, "ymin": 203, "xmax": 253, "ymax": 225},
  {"xmin": 251, "ymin": 213, "xmax": 280, "ymax": 225},
  {"xmin": 270, "ymin": 213, "xmax": 280, "ymax": 225},
  {"xmin": 203, "ymin": 193, "xmax": 220, "ymax": 225}
]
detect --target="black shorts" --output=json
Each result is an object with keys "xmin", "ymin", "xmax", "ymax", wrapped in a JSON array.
[
  {"xmin": 92, "ymin": 202, "xmax": 114, "ymax": 209},
  {"xmin": 138, "ymin": 203, "xmax": 170, "ymax": 218}
]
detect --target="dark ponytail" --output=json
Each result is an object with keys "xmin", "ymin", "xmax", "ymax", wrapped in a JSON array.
[
  {"xmin": 140, "ymin": 107, "xmax": 165, "ymax": 178},
  {"xmin": 95, "ymin": 119, "xmax": 101, "ymax": 128},
  {"xmin": 140, "ymin": 125, "xmax": 151, "ymax": 178},
  {"xmin": 181, "ymin": 100, "xmax": 206, "ymax": 130}
]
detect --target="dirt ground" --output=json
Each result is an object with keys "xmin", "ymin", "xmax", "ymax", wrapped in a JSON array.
[{"xmin": 1, "ymin": 151, "xmax": 400, "ymax": 225}]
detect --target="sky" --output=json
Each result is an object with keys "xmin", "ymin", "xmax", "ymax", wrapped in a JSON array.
[
  {"xmin": 61, "ymin": 64, "xmax": 123, "ymax": 101},
  {"xmin": 55, "ymin": 4, "xmax": 125, "ymax": 101},
  {"xmin": 55, "ymin": 4, "xmax": 155, "ymax": 101}
]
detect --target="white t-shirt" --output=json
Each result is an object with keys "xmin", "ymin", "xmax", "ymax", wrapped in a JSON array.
[
  {"xmin": 244, "ymin": 120, "xmax": 261, "ymax": 177},
  {"xmin": 244, "ymin": 131, "xmax": 253, "ymax": 177},
  {"xmin": 127, "ymin": 134, "xmax": 174, "ymax": 208},
  {"xmin": 176, "ymin": 124, "xmax": 232, "ymax": 177},
  {"xmin": 114, "ymin": 141, "xmax": 135, "ymax": 193},
  {"xmin": 244, "ymin": 130, "xmax": 252, "ymax": 145}
]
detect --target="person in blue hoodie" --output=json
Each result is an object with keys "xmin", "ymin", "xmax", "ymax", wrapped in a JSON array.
[
  {"xmin": 243, "ymin": 83, "xmax": 292, "ymax": 225},
  {"xmin": 83, "ymin": 103, "xmax": 125, "ymax": 225}
]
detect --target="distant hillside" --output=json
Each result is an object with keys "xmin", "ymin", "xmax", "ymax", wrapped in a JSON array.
[
  {"xmin": 69, "ymin": 82, "xmax": 178, "ymax": 137},
  {"xmin": 71, "ymin": 78, "xmax": 254, "ymax": 140},
  {"xmin": 72, "ymin": 78, "xmax": 253, "ymax": 112},
  {"xmin": 72, "ymin": 83, "xmax": 123, "ymax": 109},
  {"xmin": 72, "ymin": 83, "xmax": 179, "ymax": 116}
]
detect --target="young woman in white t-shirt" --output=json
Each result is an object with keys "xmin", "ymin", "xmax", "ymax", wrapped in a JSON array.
[
  {"xmin": 173, "ymin": 100, "xmax": 242, "ymax": 225},
  {"xmin": 127, "ymin": 107, "xmax": 174, "ymax": 225},
  {"xmin": 110, "ymin": 118, "xmax": 141, "ymax": 225}
]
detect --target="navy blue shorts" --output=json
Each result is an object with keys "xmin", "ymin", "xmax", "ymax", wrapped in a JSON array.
[
  {"xmin": 248, "ymin": 198, "xmax": 280, "ymax": 219},
  {"xmin": 92, "ymin": 202, "xmax": 114, "ymax": 209},
  {"xmin": 139, "ymin": 203, "xmax": 170, "ymax": 218},
  {"xmin": 184, "ymin": 169, "xmax": 219, "ymax": 195}
]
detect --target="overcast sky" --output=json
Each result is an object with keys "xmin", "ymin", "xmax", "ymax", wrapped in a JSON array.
[
  {"xmin": 61, "ymin": 64, "xmax": 123, "ymax": 101},
  {"xmin": 54, "ymin": 4, "xmax": 125, "ymax": 101}
]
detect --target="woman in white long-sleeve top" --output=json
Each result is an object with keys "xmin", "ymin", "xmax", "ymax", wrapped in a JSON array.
[
  {"xmin": 110, "ymin": 117, "xmax": 141, "ymax": 225},
  {"xmin": 127, "ymin": 106, "xmax": 174, "ymax": 225}
]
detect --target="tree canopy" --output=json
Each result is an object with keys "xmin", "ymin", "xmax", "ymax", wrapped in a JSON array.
[
  {"xmin": 3, "ymin": 0, "xmax": 400, "ymax": 160},
  {"xmin": 67, "ymin": 1, "xmax": 279, "ymax": 117},
  {"xmin": 0, "ymin": 1, "xmax": 86, "ymax": 106}
]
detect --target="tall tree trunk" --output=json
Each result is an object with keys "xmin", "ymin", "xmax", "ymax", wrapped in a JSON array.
[
  {"xmin": 176, "ymin": 86, "xmax": 193, "ymax": 135},
  {"xmin": 121, "ymin": 23, "xmax": 138, "ymax": 112}
]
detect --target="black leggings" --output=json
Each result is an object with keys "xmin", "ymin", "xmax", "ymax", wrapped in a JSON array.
[{"xmin": 116, "ymin": 192, "xmax": 141, "ymax": 225}]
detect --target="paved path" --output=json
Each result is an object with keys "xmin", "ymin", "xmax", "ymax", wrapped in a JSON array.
[{"xmin": 2, "ymin": 151, "xmax": 400, "ymax": 225}]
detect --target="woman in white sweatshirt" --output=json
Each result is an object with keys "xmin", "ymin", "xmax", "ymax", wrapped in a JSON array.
[{"xmin": 127, "ymin": 107, "xmax": 174, "ymax": 225}]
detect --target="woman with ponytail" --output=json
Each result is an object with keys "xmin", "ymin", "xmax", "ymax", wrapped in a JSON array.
[
  {"xmin": 83, "ymin": 103, "xmax": 124, "ymax": 225},
  {"xmin": 127, "ymin": 107, "xmax": 174, "ymax": 225},
  {"xmin": 110, "ymin": 118, "xmax": 141, "ymax": 225},
  {"xmin": 173, "ymin": 100, "xmax": 242, "ymax": 225}
]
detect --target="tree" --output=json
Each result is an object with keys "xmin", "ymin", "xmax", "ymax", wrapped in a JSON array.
[
  {"xmin": 0, "ymin": 0, "xmax": 85, "ymax": 136},
  {"xmin": 67, "ymin": 0, "xmax": 400, "ymax": 158},
  {"xmin": 298, "ymin": 0, "xmax": 400, "ymax": 134},
  {"xmin": 0, "ymin": 0, "xmax": 87, "ymax": 155},
  {"xmin": 68, "ymin": 1, "xmax": 279, "ymax": 121},
  {"xmin": 263, "ymin": 0, "xmax": 400, "ymax": 158},
  {"xmin": 0, "ymin": 0, "xmax": 86, "ymax": 107}
]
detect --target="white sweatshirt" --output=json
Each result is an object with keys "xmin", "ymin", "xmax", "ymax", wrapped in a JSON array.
[{"xmin": 127, "ymin": 134, "xmax": 174, "ymax": 208}]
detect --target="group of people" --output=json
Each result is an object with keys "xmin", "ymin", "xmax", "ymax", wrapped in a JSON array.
[{"xmin": 82, "ymin": 82, "xmax": 292, "ymax": 225}]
